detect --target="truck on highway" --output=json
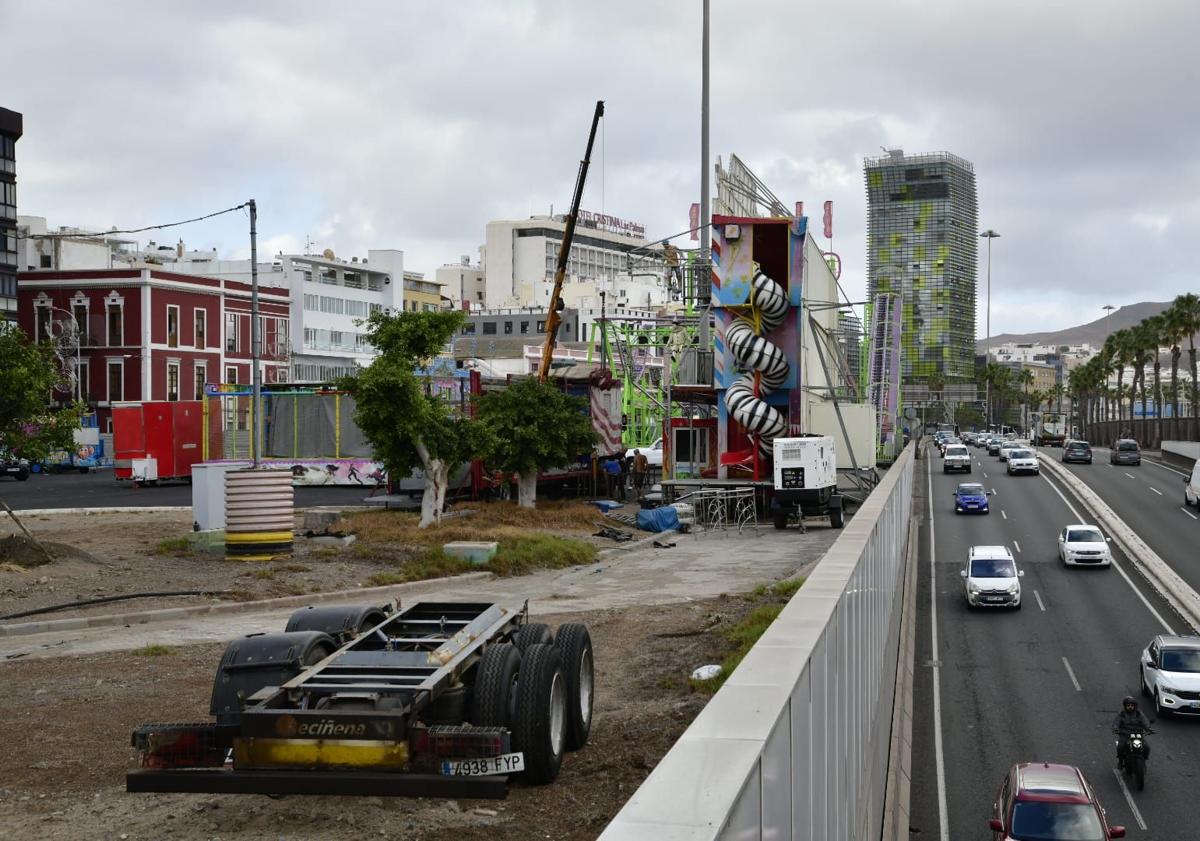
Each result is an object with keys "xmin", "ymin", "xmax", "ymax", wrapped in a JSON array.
[
  {"xmin": 1033, "ymin": 413, "xmax": 1067, "ymax": 447},
  {"xmin": 127, "ymin": 600, "xmax": 594, "ymax": 798}
]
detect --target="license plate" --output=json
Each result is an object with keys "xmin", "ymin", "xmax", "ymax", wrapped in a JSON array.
[{"xmin": 440, "ymin": 752, "xmax": 525, "ymax": 777}]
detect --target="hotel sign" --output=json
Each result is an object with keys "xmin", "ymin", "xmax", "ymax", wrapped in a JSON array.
[{"xmin": 576, "ymin": 210, "xmax": 645, "ymax": 239}]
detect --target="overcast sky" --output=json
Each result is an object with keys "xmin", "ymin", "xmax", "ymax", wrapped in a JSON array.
[{"xmin": 6, "ymin": 0, "xmax": 1199, "ymax": 337}]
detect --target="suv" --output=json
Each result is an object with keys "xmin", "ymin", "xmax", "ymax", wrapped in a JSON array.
[
  {"xmin": 986, "ymin": 437, "xmax": 1004, "ymax": 456},
  {"xmin": 961, "ymin": 546, "xmax": 1023, "ymax": 609},
  {"xmin": 1140, "ymin": 635, "xmax": 1200, "ymax": 716},
  {"xmin": 1110, "ymin": 439, "xmax": 1141, "ymax": 466},
  {"xmin": 990, "ymin": 762, "xmax": 1125, "ymax": 839},
  {"xmin": 943, "ymin": 444, "xmax": 972, "ymax": 474},
  {"xmin": 1006, "ymin": 448, "xmax": 1039, "ymax": 475},
  {"xmin": 1062, "ymin": 440, "xmax": 1093, "ymax": 464}
]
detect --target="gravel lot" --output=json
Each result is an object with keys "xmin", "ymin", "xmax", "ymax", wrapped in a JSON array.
[{"xmin": 0, "ymin": 597, "xmax": 753, "ymax": 840}]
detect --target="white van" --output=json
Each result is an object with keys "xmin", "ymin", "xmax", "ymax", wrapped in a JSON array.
[{"xmin": 1185, "ymin": 459, "xmax": 1200, "ymax": 508}]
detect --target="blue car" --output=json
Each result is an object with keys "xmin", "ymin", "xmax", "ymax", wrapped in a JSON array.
[{"xmin": 954, "ymin": 482, "xmax": 990, "ymax": 514}]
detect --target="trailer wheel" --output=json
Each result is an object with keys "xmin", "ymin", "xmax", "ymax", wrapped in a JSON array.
[
  {"xmin": 471, "ymin": 643, "xmax": 521, "ymax": 728},
  {"xmin": 284, "ymin": 604, "xmax": 390, "ymax": 644},
  {"xmin": 772, "ymin": 513, "xmax": 788, "ymax": 530},
  {"xmin": 830, "ymin": 505, "xmax": 845, "ymax": 529},
  {"xmin": 209, "ymin": 631, "xmax": 336, "ymax": 724},
  {"xmin": 513, "ymin": 622, "xmax": 553, "ymax": 652},
  {"xmin": 513, "ymin": 643, "xmax": 567, "ymax": 784},
  {"xmin": 554, "ymin": 623, "xmax": 594, "ymax": 751}
]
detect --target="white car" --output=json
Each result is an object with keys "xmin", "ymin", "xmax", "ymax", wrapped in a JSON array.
[
  {"xmin": 1140, "ymin": 635, "xmax": 1200, "ymax": 716},
  {"xmin": 1184, "ymin": 458, "xmax": 1200, "ymax": 508},
  {"xmin": 1006, "ymin": 448, "xmax": 1039, "ymax": 475},
  {"xmin": 961, "ymin": 545, "xmax": 1023, "ymax": 609},
  {"xmin": 624, "ymin": 438, "xmax": 663, "ymax": 468},
  {"xmin": 943, "ymin": 444, "xmax": 972, "ymax": 474},
  {"xmin": 1057, "ymin": 524, "xmax": 1112, "ymax": 567},
  {"xmin": 998, "ymin": 442, "xmax": 1021, "ymax": 462}
]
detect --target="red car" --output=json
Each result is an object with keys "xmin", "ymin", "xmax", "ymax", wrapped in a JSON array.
[{"xmin": 990, "ymin": 762, "xmax": 1125, "ymax": 840}]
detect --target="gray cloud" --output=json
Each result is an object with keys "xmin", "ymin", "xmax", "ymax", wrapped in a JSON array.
[{"xmin": 6, "ymin": 0, "xmax": 1199, "ymax": 336}]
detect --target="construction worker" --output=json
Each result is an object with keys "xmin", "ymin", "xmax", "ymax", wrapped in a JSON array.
[
  {"xmin": 632, "ymin": 448, "xmax": 649, "ymax": 496},
  {"xmin": 663, "ymin": 241, "xmax": 683, "ymax": 299}
]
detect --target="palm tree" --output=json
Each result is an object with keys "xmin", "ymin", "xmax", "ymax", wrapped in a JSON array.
[
  {"xmin": 1164, "ymin": 302, "xmax": 1189, "ymax": 419},
  {"xmin": 1144, "ymin": 313, "xmax": 1167, "ymax": 446},
  {"xmin": 1019, "ymin": 367, "xmax": 1035, "ymax": 434},
  {"xmin": 1104, "ymin": 329, "xmax": 1132, "ymax": 425},
  {"xmin": 1173, "ymin": 293, "xmax": 1200, "ymax": 423},
  {"xmin": 1128, "ymin": 321, "xmax": 1155, "ymax": 444}
]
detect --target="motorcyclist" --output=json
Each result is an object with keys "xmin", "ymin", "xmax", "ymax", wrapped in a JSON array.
[{"xmin": 1112, "ymin": 696, "xmax": 1152, "ymax": 764}]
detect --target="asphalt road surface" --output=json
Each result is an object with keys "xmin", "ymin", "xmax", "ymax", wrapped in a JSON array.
[
  {"xmin": 0, "ymin": 468, "xmax": 375, "ymax": 510},
  {"xmin": 910, "ymin": 444, "xmax": 1200, "ymax": 841}
]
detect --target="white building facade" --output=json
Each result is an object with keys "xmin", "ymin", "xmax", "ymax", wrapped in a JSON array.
[{"xmin": 481, "ymin": 215, "xmax": 667, "ymax": 311}]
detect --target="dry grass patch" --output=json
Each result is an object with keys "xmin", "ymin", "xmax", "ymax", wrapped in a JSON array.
[{"xmin": 345, "ymin": 500, "xmax": 598, "ymax": 548}]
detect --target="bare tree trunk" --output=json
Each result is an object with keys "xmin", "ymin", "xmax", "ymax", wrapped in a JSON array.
[
  {"xmin": 515, "ymin": 471, "xmax": 538, "ymax": 509},
  {"xmin": 414, "ymin": 438, "xmax": 450, "ymax": 529}
]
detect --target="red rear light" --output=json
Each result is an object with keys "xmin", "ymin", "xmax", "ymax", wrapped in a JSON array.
[
  {"xmin": 410, "ymin": 725, "xmax": 509, "ymax": 759},
  {"xmin": 132, "ymin": 723, "xmax": 227, "ymax": 769}
]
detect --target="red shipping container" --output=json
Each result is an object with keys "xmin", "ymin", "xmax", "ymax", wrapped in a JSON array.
[{"xmin": 113, "ymin": 401, "xmax": 205, "ymax": 483}]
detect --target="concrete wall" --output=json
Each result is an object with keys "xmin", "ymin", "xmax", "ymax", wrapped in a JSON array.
[{"xmin": 601, "ymin": 443, "xmax": 915, "ymax": 840}]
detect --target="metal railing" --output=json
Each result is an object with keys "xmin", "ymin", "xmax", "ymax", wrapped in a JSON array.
[{"xmin": 600, "ymin": 442, "xmax": 915, "ymax": 840}]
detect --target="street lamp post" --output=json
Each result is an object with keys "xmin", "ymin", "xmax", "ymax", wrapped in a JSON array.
[{"xmin": 980, "ymin": 229, "xmax": 1000, "ymax": 428}]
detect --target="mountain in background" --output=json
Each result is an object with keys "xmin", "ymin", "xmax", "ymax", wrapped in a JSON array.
[{"xmin": 976, "ymin": 302, "xmax": 1174, "ymax": 351}]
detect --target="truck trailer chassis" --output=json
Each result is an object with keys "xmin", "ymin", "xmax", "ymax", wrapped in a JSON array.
[{"xmin": 127, "ymin": 600, "xmax": 594, "ymax": 797}]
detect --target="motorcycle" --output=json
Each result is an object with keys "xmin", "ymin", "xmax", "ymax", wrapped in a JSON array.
[{"xmin": 1116, "ymin": 730, "xmax": 1153, "ymax": 791}]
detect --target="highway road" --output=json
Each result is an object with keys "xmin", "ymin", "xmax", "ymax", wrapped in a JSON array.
[
  {"xmin": 910, "ymin": 442, "xmax": 1200, "ymax": 840},
  {"xmin": 0, "ymin": 468, "xmax": 375, "ymax": 510}
]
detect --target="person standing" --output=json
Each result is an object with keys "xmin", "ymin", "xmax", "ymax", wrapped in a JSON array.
[
  {"xmin": 663, "ymin": 242, "xmax": 683, "ymax": 299},
  {"xmin": 603, "ymin": 457, "xmax": 622, "ymax": 501},
  {"xmin": 632, "ymin": 448, "xmax": 649, "ymax": 496}
]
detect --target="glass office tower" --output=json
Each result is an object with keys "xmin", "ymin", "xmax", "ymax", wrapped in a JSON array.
[{"xmin": 864, "ymin": 149, "xmax": 978, "ymax": 385}]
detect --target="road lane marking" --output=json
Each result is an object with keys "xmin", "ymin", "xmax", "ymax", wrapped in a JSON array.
[
  {"xmin": 1033, "ymin": 590, "xmax": 1045, "ymax": 611},
  {"xmin": 926, "ymin": 458, "xmax": 950, "ymax": 841},
  {"xmin": 1013, "ymin": 540, "xmax": 1021, "ymax": 553},
  {"xmin": 1125, "ymin": 472, "xmax": 1136, "ymax": 479},
  {"xmin": 1183, "ymin": 507, "xmax": 1199, "ymax": 521},
  {"xmin": 1061, "ymin": 656, "xmax": 1082, "ymax": 691},
  {"xmin": 1112, "ymin": 769, "xmax": 1148, "ymax": 831},
  {"xmin": 1001, "ymin": 510, "xmax": 1008, "ymax": 519},
  {"xmin": 1150, "ymin": 487, "xmax": 1163, "ymax": 496},
  {"xmin": 982, "ymin": 472, "xmax": 988, "ymax": 478},
  {"xmin": 1038, "ymin": 472, "xmax": 1176, "ymax": 635},
  {"xmin": 1146, "ymin": 459, "xmax": 1188, "ymax": 477}
]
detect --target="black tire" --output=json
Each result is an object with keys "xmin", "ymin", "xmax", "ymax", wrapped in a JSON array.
[
  {"xmin": 1133, "ymin": 754, "xmax": 1146, "ymax": 790},
  {"xmin": 513, "ymin": 622, "xmax": 553, "ymax": 653},
  {"xmin": 1141, "ymin": 667, "xmax": 1151, "ymax": 697},
  {"xmin": 966, "ymin": 466, "xmax": 972, "ymax": 474},
  {"xmin": 513, "ymin": 643, "xmax": 568, "ymax": 784},
  {"xmin": 830, "ymin": 506, "xmax": 845, "ymax": 529},
  {"xmin": 554, "ymin": 623, "xmax": 594, "ymax": 751},
  {"xmin": 471, "ymin": 643, "xmax": 521, "ymax": 728},
  {"xmin": 79, "ymin": 466, "xmax": 89, "ymax": 474},
  {"xmin": 1154, "ymin": 689, "xmax": 1166, "ymax": 718},
  {"xmin": 16, "ymin": 469, "xmax": 29, "ymax": 481},
  {"xmin": 772, "ymin": 513, "xmax": 788, "ymax": 530}
]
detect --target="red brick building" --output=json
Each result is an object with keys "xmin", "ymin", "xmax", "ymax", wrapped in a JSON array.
[{"xmin": 17, "ymin": 268, "xmax": 290, "ymax": 431}]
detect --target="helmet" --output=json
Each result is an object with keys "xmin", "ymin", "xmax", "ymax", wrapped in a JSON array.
[{"xmin": 1123, "ymin": 695, "xmax": 1138, "ymax": 710}]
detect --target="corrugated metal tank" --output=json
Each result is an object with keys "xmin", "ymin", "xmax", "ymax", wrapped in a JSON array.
[{"xmin": 225, "ymin": 468, "xmax": 294, "ymax": 560}]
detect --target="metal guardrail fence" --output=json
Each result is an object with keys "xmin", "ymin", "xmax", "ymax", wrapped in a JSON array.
[{"xmin": 600, "ymin": 442, "xmax": 915, "ymax": 840}]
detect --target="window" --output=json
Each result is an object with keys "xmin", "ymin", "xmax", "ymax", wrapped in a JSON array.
[
  {"xmin": 520, "ymin": 321, "xmax": 529, "ymax": 334},
  {"xmin": 107, "ymin": 360, "xmax": 123, "ymax": 402},
  {"xmin": 35, "ymin": 305, "xmax": 51, "ymax": 342},
  {"xmin": 194, "ymin": 363, "xmax": 207, "ymax": 400},
  {"xmin": 504, "ymin": 321, "xmax": 513, "ymax": 335},
  {"xmin": 167, "ymin": 362, "xmax": 180, "ymax": 401},
  {"xmin": 194, "ymin": 308, "xmax": 206, "ymax": 348},
  {"xmin": 330, "ymin": 330, "xmax": 344, "ymax": 347},
  {"xmin": 73, "ymin": 303, "xmax": 89, "ymax": 345},
  {"xmin": 225, "ymin": 312, "xmax": 240, "ymax": 352},
  {"xmin": 536, "ymin": 320, "xmax": 546, "ymax": 333},
  {"xmin": 166, "ymin": 305, "xmax": 179, "ymax": 348},
  {"xmin": 226, "ymin": 365, "xmax": 238, "ymax": 385},
  {"xmin": 319, "ymin": 269, "xmax": 337, "ymax": 285},
  {"xmin": 107, "ymin": 303, "xmax": 123, "ymax": 346},
  {"xmin": 483, "ymin": 322, "xmax": 497, "ymax": 335},
  {"xmin": 40, "ymin": 254, "xmax": 52, "ymax": 269},
  {"xmin": 0, "ymin": 179, "xmax": 14, "ymax": 217},
  {"xmin": 463, "ymin": 323, "xmax": 476, "ymax": 335}
]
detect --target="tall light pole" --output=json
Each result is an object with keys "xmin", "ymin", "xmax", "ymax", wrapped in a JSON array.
[
  {"xmin": 697, "ymin": 0, "xmax": 711, "ymax": 353},
  {"xmin": 980, "ymin": 229, "xmax": 1000, "ymax": 427},
  {"xmin": 1102, "ymin": 304, "xmax": 1115, "ymax": 341}
]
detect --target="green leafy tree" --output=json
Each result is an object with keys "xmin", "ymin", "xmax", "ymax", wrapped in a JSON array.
[
  {"xmin": 0, "ymin": 324, "xmax": 82, "ymax": 463},
  {"xmin": 476, "ymin": 376, "xmax": 597, "ymax": 508},
  {"xmin": 341, "ymin": 310, "xmax": 486, "ymax": 528},
  {"xmin": 1170, "ymin": 293, "xmax": 1200, "ymax": 420}
]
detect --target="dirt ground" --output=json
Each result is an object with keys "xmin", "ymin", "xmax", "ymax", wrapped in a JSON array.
[
  {"xmin": 0, "ymin": 597, "xmax": 753, "ymax": 840},
  {"xmin": 0, "ymin": 505, "xmax": 605, "ymax": 622}
]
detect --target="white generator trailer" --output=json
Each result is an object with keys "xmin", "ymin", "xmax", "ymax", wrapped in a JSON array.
[{"xmin": 770, "ymin": 435, "xmax": 844, "ymax": 530}]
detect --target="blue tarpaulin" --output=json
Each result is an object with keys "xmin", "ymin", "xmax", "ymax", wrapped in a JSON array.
[{"xmin": 636, "ymin": 506, "xmax": 680, "ymax": 532}]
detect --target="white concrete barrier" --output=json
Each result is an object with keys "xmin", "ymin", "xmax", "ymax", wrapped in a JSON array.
[{"xmin": 600, "ymin": 444, "xmax": 915, "ymax": 841}]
